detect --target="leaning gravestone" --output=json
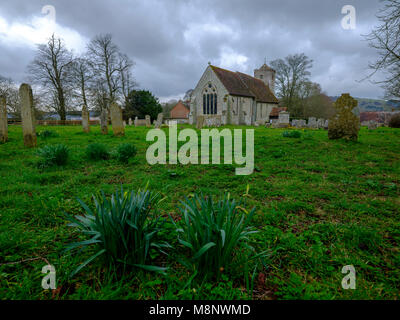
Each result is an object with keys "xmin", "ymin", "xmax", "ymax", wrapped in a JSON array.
[
  {"xmin": 145, "ymin": 115, "xmax": 151, "ymax": 128},
  {"xmin": 328, "ymin": 93, "xmax": 360, "ymax": 141},
  {"xmin": 155, "ymin": 113, "xmax": 163, "ymax": 129},
  {"xmin": 82, "ymin": 105, "xmax": 90, "ymax": 133},
  {"xmin": 110, "ymin": 102, "xmax": 125, "ymax": 136},
  {"xmin": 19, "ymin": 84, "xmax": 37, "ymax": 147},
  {"xmin": 0, "ymin": 96, "xmax": 8, "ymax": 143},
  {"xmin": 100, "ymin": 108, "xmax": 108, "ymax": 135}
]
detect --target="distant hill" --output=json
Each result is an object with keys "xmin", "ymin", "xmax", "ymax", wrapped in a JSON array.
[{"xmin": 329, "ymin": 97, "xmax": 400, "ymax": 112}]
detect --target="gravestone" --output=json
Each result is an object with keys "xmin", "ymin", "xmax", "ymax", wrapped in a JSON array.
[
  {"xmin": 324, "ymin": 120, "xmax": 329, "ymax": 130},
  {"xmin": 291, "ymin": 120, "xmax": 298, "ymax": 127},
  {"xmin": 368, "ymin": 121, "xmax": 378, "ymax": 130},
  {"xmin": 128, "ymin": 118, "xmax": 132, "ymax": 126},
  {"xmin": 145, "ymin": 115, "xmax": 151, "ymax": 128},
  {"xmin": 278, "ymin": 111, "xmax": 290, "ymax": 128},
  {"xmin": 155, "ymin": 113, "xmax": 164, "ymax": 129},
  {"xmin": 196, "ymin": 115, "xmax": 205, "ymax": 129},
  {"xmin": 328, "ymin": 93, "xmax": 360, "ymax": 141},
  {"xmin": 110, "ymin": 102, "xmax": 125, "ymax": 136},
  {"xmin": 134, "ymin": 116, "xmax": 139, "ymax": 127},
  {"xmin": 308, "ymin": 117, "xmax": 317, "ymax": 129},
  {"xmin": 82, "ymin": 105, "xmax": 90, "ymax": 133},
  {"xmin": 19, "ymin": 84, "xmax": 37, "ymax": 147},
  {"xmin": 317, "ymin": 119, "xmax": 324, "ymax": 129},
  {"xmin": 0, "ymin": 96, "xmax": 8, "ymax": 143},
  {"xmin": 123, "ymin": 120, "xmax": 127, "ymax": 128},
  {"xmin": 100, "ymin": 108, "xmax": 108, "ymax": 135}
]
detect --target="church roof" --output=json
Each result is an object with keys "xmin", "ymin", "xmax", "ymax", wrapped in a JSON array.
[{"xmin": 210, "ymin": 65, "xmax": 278, "ymax": 104}]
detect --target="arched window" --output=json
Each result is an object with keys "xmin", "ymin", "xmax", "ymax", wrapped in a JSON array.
[{"xmin": 203, "ymin": 84, "xmax": 217, "ymax": 115}]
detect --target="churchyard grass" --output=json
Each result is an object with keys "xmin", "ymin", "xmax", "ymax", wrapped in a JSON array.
[{"xmin": 0, "ymin": 125, "xmax": 399, "ymax": 299}]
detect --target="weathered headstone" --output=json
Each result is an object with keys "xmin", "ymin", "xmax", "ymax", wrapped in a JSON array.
[
  {"xmin": 145, "ymin": 115, "xmax": 151, "ymax": 128},
  {"xmin": 82, "ymin": 105, "xmax": 90, "ymax": 133},
  {"xmin": 19, "ymin": 84, "xmax": 37, "ymax": 147},
  {"xmin": 317, "ymin": 119, "xmax": 324, "ymax": 129},
  {"xmin": 328, "ymin": 93, "xmax": 360, "ymax": 141},
  {"xmin": 100, "ymin": 108, "xmax": 108, "ymax": 135},
  {"xmin": 0, "ymin": 96, "xmax": 8, "ymax": 143},
  {"xmin": 110, "ymin": 102, "xmax": 125, "ymax": 136},
  {"xmin": 128, "ymin": 118, "xmax": 133, "ymax": 126},
  {"xmin": 134, "ymin": 116, "xmax": 139, "ymax": 127},
  {"xmin": 368, "ymin": 121, "xmax": 378, "ymax": 130},
  {"xmin": 324, "ymin": 120, "xmax": 329, "ymax": 130},
  {"xmin": 308, "ymin": 117, "xmax": 317, "ymax": 129},
  {"xmin": 196, "ymin": 115, "xmax": 205, "ymax": 129},
  {"xmin": 155, "ymin": 113, "xmax": 164, "ymax": 129},
  {"xmin": 278, "ymin": 111, "xmax": 290, "ymax": 128}
]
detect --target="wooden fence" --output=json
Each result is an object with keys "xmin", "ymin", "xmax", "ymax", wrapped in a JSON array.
[{"xmin": 8, "ymin": 120, "xmax": 100, "ymax": 126}]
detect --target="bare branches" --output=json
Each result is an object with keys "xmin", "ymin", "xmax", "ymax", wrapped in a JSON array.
[
  {"xmin": 27, "ymin": 34, "xmax": 74, "ymax": 120},
  {"xmin": 271, "ymin": 53, "xmax": 313, "ymax": 116},
  {"xmin": 365, "ymin": 0, "xmax": 400, "ymax": 98},
  {"xmin": 87, "ymin": 34, "xmax": 134, "ymax": 104}
]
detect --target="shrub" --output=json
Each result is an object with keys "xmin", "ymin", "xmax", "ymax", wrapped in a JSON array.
[
  {"xmin": 86, "ymin": 143, "xmax": 109, "ymax": 160},
  {"xmin": 116, "ymin": 143, "xmax": 137, "ymax": 163},
  {"xmin": 389, "ymin": 113, "xmax": 400, "ymax": 128},
  {"xmin": 282, "ymin": 131, "xmax": 302, "ymax": 138},
  {"xmin": 38, "ymin": 130, "xmax": 58, "ymax": 138},
  {"xmin": 65, "ymin": 187, "xmax": 170, "ymax": 277},
  {"xmin": 173, "ymin": 193, "xmax": 259, "ymax": 280},
  {"xmin": 37, "ymin": 144, "xmax": 69, "ymax": 168}
]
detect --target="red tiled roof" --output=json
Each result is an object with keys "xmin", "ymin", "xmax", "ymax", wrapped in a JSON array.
[
  {"xmin": 269, "ymin": 107, "xmax": 287, "ymax": 117},
  {"xmin": 210, "ymin": 65, "xmax": 278, "ymax": 104},
  {"xmin": 170, "ymin": 101, "xmax": 190, "ymax": 119}
]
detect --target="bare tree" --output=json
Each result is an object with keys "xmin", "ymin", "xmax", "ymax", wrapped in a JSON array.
[
  {"xmin": 271, "ymin": 53, "xmax": 313, "ymax": 117},
  {"xmin": 87, "ymin": 34, "xmax": 133, "ymax": 104},
  {"xmin": 70, "ymin": 57, "xmax": 94, "ymax": 108},
  {"xmin": 118, "ymin": 53, "xmax": 136, "ymax": 105},
  {"xmin": 0, "ymin": 76, "xmax": 19, "ymax": 115},
  {"xmin": 27, "ymin": 34, "xmax": 74, "ymax": 120},
  {"xmin": 365, "ymin": 0, "xmax": 400, "ymax": 98}
]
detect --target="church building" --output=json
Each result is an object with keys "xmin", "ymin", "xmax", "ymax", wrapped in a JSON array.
[{"xmin": 189, "ymin": 63, "xmax": 279, "ymax": 126}]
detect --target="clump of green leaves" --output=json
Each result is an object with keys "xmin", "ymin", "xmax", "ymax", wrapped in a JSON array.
[
  {"xmin": 38, "ymin": 130, "xmax": 59, "ymax": 139},
  {"xmin": 86, "ymin": 143, "xmax": 109, "ymax": 161},
  {"xmin": 66, "ymin": 187, "xmax": 170, "ymax": 277},
  {"xmin": 116, "ymin": 143, "xmax": 137, "ymax": 163},
  {"xmin": 173, "ymin": 193, "xmax": 259, "ymax": 280},
  {"xmin": 282, "ymin": 131, "xmax": 302, "ymax": 138},
  {"xmin": 37, "ymin": 144, "xmax": 69, "ymax": 168}
]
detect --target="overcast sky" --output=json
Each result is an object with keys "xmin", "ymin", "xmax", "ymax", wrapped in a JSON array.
[{"xmin": 0, "ymin": 0, "xmax": 388, "ymax": 101}]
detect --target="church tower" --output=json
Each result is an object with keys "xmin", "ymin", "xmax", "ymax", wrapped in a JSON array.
[{"xmin": 254, "ymin": 60, "xmax": 276, "ymax": 94}]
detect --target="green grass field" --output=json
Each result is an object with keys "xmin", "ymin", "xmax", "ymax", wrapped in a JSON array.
[{"xmin": 0, "ymin": 125, "xmax": 399, "ymax": 300}]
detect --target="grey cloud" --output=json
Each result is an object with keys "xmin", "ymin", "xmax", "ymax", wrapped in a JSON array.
[{"xmin": 0, "ymin": 0, "xmax": 387, "ymax": 100}]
